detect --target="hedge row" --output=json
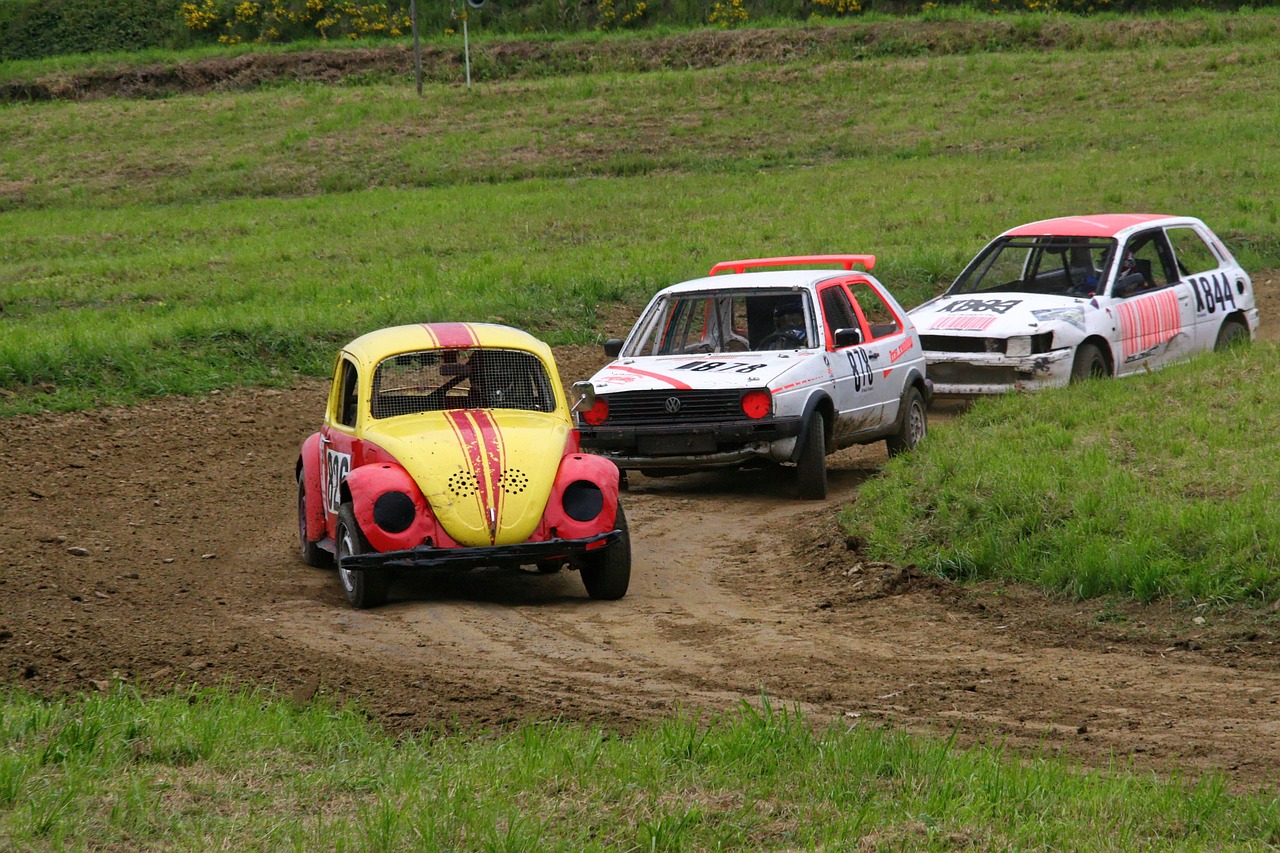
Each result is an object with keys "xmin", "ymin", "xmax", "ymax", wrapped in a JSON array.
[{"xmin": 0, "ymin": 0, "xmax": 1268, "ymax": 60}]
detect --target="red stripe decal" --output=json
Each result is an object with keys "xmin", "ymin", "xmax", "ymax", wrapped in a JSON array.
[
  {"xmin": 606, "ymin": 364, "xmax": 693, "ymax": 390},
  {"xmin": 445, "ymin": 410, "xmax": 505, "ymax": 544},
  {"xmin": 426, "ymin": 322, "xmax": 479, "ymax": 349}
]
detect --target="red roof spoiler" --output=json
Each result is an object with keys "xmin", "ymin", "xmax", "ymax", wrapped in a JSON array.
[{"xmin": 709, "ymin": 254, "xmax": 877, "ymax": 275}]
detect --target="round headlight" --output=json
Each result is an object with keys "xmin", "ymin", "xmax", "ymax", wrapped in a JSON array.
[
  {"xmin": 741, "ymin": 389, "xmax": 772, "ymax": 419},
  {"xmin": 373, "ymin": 491, "xmax": 416, "ymax": 534},
  {"xmin": 582, "ymin": 398, "xmax": 610, "ymax": 426}
]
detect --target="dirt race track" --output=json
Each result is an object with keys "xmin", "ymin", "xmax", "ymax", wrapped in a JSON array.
[{"xmin": 4, "ymin": 275, "xmax": 1280, "ymax": 790}]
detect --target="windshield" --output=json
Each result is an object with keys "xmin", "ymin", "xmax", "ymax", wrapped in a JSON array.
[
  {"xmin": 949, "ymin": 236, "xmax": 1117, "ymax": 297},
  {"xmin": 623, "ymin": 289, "xmax": 816, "ymax": 356},
  {"xmin": 371, "ymin": 348, "xmax": 557, "ymax": 418}
]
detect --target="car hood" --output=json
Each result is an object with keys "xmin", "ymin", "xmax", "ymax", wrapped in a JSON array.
[
  {"xmin": 365, "ymin": 410, "xmax": 570, "ymax": 547},
  {"xmin": 909, "ymin": 293, "xmax": 1090, "ymax": 339},
  {"xmin": 585, "ymin": 351, "xmax": 821, "ymax": 394}
]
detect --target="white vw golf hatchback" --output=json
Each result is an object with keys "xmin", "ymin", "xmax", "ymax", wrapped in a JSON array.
[{"xmin": 574, "ymin": 255, "xmax": 930, "ymax": 499}]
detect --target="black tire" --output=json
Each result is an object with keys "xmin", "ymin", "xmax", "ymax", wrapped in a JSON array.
[
  {"xmin": 1214, "ymin": 319, "xmax": 1249, "ymax": 352},
  {"xmin": 297, "ymin": 473, "xmax": 331, "ymax": 568},
  {"xmin": 796, "ymin": 410, "xmax": 827, "ymax": 500},
  {"xmin": 887, "ymin": 386, "xmax": 927, "ymax": 457},
  {"xmin": 1070, "ymin": 343, "xmax": 1108, "ymax": 382},
  {"xmin": 336, "ymin": 503, "xmax": 388, "ymax": 609},
  {"xmin": 579, "ymin": 505, "xmax": 631, "ymax": 600}
]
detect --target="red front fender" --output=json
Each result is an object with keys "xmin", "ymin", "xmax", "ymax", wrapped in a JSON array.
[
  {"xmin": 346, "ymin": 463, "xmax": 455, "ymax": 553},
  {"xmin": 537, "ymin": 453, "xmax": 622, "ymax": 543}
]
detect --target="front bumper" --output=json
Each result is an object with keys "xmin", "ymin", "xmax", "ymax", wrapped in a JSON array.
[
  {"xmin": 578, "ymin": 417, "xmax": 803, "ymax": 469},
  {"xmin": 340, "ymin": 530, "xmax": 621, "ymax": 572},
  {"xmin": 924, "ymin": 348, "xmax": 1075, "ymax": 396}
]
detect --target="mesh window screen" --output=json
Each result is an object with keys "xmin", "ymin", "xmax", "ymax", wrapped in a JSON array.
[{"xmin": 372, "ymin": 348, "xmax": 556, "ymax": 419}]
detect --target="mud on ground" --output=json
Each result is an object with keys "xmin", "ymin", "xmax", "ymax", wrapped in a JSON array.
[{"xmin": 3, "ymin": 278, "xmax": 1279, "ymax": 789}]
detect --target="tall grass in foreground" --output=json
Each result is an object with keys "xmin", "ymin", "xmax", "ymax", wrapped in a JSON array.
[
  {"xmin": 2, "ymin": 686, "xmax": 1278, "ymax": 850},
  {"xmin": 851, "ymin": 344, "xmax": 1280, "ymax": 605}
]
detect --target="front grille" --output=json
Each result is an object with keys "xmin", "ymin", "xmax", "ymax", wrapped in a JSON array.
[
  {"xmin": 920, "ymin": 335, "xmax": 1004, "ymax": 354},
  {"xmin": 601, "ymin": 390, "xmax": 745, "ymax": 425}
]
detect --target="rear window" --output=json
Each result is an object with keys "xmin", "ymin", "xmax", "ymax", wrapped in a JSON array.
[{"xmin": 371, "ymin": 348, "xmax": 556, "ymax": 418}]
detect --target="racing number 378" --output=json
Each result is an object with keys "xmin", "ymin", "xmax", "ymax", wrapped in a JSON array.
[{"xmin": 847, "ymin": 348, "xmax": 874, "ymax": 392}]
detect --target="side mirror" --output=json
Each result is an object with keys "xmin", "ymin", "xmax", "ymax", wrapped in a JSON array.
[
  {"xmin": 833, "ymin": 327, "xmax": 863, "ymax": 348},
  {"xmin": 1113, "ymin": 272, "xmax": 1145, "ymax": 299},
  {"xmin": 570, "ymin": 381, "xmax": 595, "ymax": 413},
  {"xmin": 603, "ymin": 338, "xmax": 624, "ymax": 358}
]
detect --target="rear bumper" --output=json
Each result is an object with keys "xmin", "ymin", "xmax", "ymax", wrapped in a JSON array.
[
  {"xmin": 578, "ymin": 417, "xmax": 803, "ymax": 467},
  {"xmin": 340, "ymin": 530, "xmax": 621, "ymax": 572}
]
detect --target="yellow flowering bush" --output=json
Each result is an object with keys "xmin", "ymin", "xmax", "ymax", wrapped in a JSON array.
[
  {"xmin": 594, "ymin": 0, "xmax": 647, "ymax": 30},
  {"xmin": 185, "ymin": 0, "xmax": 410, "ymax": 44},
  {"xmin": 811, "ymin": 0, "xmax": 861, "ymax": 13},
  {"xmin": 709, "ymin": 0, "xmax": 748, "ymax": 28}
]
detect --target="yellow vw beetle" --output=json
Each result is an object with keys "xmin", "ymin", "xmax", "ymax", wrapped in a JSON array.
[{"xmin": 296, "ymin": 322, "xmax": 630, "ymax": 608}]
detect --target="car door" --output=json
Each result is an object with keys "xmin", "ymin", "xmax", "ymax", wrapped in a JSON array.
[
  {"xmin": 1164, "ymin": 224, "xmax": 1243, "ymax": 352},
  {"xmin": 320, "ymin": 356, "xmax": 361, "ymax": 536},
  {"xmin": 1110, "ymin": 228, "xmax": 1197, "ymax": 375},
  {"xmin": 818, "ymin": 280, "xmax": 893, "ymax": 442}
]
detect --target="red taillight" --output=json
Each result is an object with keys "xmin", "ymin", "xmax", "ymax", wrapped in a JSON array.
[
  {"xmin": 741, "ymin": 389, "xmax": 772, "ymax": 419},
  {"xmin": 582, "ymin": 398, "xmax": 610, "ymax": 425}
]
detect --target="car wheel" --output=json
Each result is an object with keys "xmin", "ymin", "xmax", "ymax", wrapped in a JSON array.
[
  {"xmin": 336, "ymin": 503, "xmax": 388, "ymax": 609},
  {"xmin": 887, "ymin": 386, "xmax": 927, "ymax": 457},
  {"xmin": 1070, "ymin": 343, "xmax": 1108, "ymax": 382},
  {"xmin": 297, "ymin": 473, "xmax": 331, "ymax": 568},
  {"xmin": 579, "ymin": 505, "xmax": 631, "ymax": 600},
  {"xmin": 1214, "ymin": 319, "xmax": 1249, "ymax": 351},
  {"xmin": 796, "ymin": 410, "xmax": 827, "ymax": 500}
]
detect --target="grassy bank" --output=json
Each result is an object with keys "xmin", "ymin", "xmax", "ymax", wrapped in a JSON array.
[
  {"xmin": 3, "ymin": 686, "xmax": 1278, "ymax": 849},
  {"xmin": 2, "ymin": 27, "xmax": 1278, "ymax": 413},
  {"xmin": 851, "ymin": 344, "xmax": 1280, "ymax": 605}
]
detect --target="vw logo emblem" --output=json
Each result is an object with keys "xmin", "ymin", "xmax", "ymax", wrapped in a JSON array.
[{"xmin": 664, "ymin": 396, "xmax": 683, "ymax": 414}]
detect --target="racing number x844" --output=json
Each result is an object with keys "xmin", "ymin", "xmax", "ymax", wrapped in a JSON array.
[
  {"xmin": 574, "ymin": 255, "xmax": 931, "ymax": 499},
  {"xmin": 296, "ymin": 323, "xmax": 630, "ymax": 608}
]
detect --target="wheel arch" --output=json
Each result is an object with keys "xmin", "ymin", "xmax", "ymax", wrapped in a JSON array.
[
  {"xmin": 1078, "ymin": 335, "xmax": 1114, "ymax": 375},
  {"xmin": 791, "ymin": 392, "xmax": 835, "ymax": 463}
]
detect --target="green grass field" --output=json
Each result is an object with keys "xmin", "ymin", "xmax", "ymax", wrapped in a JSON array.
[
  {"xmin": 4, "ymin": 686, "xmax": 1279, "ymax": 850},
  {"xmin": 2, "ymin": 15, "xmax": 1278, "ymax": 414},
  {"xmin": 4, "ymin": 13, "xmax": 1280, "ymax": 847}
]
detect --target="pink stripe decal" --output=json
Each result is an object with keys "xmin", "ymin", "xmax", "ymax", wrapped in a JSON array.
[
  {"xmin": 1118, "ymin": 290, "xmax": 1180, "ymax": 358},
  {"xmin": 605, "ymin": 364, "xmax": 693, "ymax": 390},
  {"xmin": 425, "ymin": 322, "xmax": 479, "ymax": 349},
  {"xmin": 929, "ymin": 315, "xmax": 997, "ymax": 331}
]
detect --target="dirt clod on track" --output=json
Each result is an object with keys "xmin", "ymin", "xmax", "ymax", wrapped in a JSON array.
[{"xmin": 4, "ymin": 306, "xmax": 1280, "ymax": 790}]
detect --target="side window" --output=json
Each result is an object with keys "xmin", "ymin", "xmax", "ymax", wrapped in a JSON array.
[
  {"xmin": 335, "ymin": 359, "xmax": 359, "ymax": 428},
  {"xmin": 819, "ymin": 285, "xmax": 861, "ymax": 348},
  {"xmin": 1119, "ymin": 230, "xmax": 1177, "ymax": 292},
  {"xmin": 1166, "ymin": 227, "xmax": 1221, "ymax": 277},
  {"xmin": 848, "ymin": 280, "xmax": 902, "ymax": 340}
]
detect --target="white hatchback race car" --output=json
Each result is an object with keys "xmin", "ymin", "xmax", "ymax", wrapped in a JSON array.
[
  {"xmin": 910, "ymin": 214, "xmax": 1257, "ymax": 395},
  {"xmin": 573, "ymin": 255, "xmax": 930, "ymax": 499}
]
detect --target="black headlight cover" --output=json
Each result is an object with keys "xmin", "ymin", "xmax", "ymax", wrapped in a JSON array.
[{"xmin": 373, "ymin": 491, "xmax": 416, "ymax": 534}]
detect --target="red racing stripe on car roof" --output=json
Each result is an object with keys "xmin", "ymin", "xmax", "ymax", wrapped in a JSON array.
[
  {"xmin": 422, "ymin": 322, "xmax": 479, "ymax": 349},
  {"xmin": 605, "ymin": 365, "xmax": 693, "ymax": 390}
]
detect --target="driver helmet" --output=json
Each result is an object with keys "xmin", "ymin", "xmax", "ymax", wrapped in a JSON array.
[{"xmin": 773, "ymin": 298, "xmax": 806, "ymax": 342}]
